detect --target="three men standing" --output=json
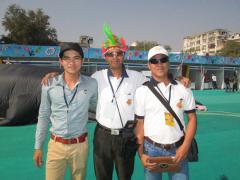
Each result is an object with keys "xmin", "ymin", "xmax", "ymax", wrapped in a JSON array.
[{"xmin": 34, "ymin": 27, "xmax": 196, "ymax": 180}]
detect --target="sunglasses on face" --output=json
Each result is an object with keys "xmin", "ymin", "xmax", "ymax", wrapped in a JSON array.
[
  {"xmin": 149, "ymin": 57, "xmax": 169, "ymax": 64},
  {"xmin": 105, "ymin": 51, "xmax": 124, "ymax": 57}
]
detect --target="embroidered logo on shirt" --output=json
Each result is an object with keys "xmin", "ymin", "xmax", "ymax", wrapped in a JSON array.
[
  {"xmin": 82, "ymin": 89, "xmax": 87, "ymax": 94},
  {"xmin": 126, "ymin": 99, "xmax": 132, "ymax": 105},
  {"xmin": 176, "ymin": 98, "xmax": 183, "ymax": 108}
]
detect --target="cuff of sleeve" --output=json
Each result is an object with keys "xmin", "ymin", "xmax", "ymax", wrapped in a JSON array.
[
  {"xmin": 34, "ymin": 143, "xmax": 42, "ymax": 150},
  {"xmin": 135, "ymin": 114, "xmax": 144, "ymax": 120},
  {"xmin": 184, "ymin": 109, "xmax": 196, "ymax": 113}
]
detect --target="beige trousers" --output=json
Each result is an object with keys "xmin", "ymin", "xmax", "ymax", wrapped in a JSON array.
[{"xmin": 46, "ymin": 138, "xmax": 88, "ymax": 180}]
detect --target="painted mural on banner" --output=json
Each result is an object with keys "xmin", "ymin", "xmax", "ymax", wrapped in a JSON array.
[
  {"xmin": 1, "ymin": 44, "xmax": 240, "ymax": 65},
  {"xmin": 0, "ymin": 44, "xmax": 60, "ymax": 58}
]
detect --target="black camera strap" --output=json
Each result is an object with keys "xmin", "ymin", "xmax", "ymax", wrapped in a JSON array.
[{"xmin": 143, "ymin": 81, "xmax": 185, "ymax": 133}]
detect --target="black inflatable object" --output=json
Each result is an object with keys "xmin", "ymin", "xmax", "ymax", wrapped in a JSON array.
[{"xmin": 0, "ymin": 64, "xmax": 62, "ymax": 126}]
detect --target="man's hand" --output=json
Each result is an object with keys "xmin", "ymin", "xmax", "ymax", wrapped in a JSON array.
[
  {"xmin": 41, "ymin": 72, "xmax": 59, "ymax": 85},
  {"xmin": 33, "ymin": 149, "xmax": 43, "ymax": 168},
  {"xmin": 174, "ymin": 144, "xmax": 189, "ymax": 163},
  {"xmin": 177, "ymin": 76, "xmax": 191, "ymax": 88},
  {"xmin": 140, "ymin": 154, "xmax": 158, "ymax": 171}
]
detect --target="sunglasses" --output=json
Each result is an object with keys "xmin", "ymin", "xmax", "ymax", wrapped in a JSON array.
[
  {"xmin": 105, "ymin": 51, "xmax": 124, "ymax": 57},
  {"xmin": 149, "ymin": 57, "xmax": 169, "ymax": 64}
]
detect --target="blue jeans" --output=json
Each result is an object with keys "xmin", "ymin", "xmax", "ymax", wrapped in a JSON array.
[{"xmin": 144, "ymin": 140, "xmax": 189, "ymax": 180}]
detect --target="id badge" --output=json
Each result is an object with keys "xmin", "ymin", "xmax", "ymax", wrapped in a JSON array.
[
  {"xmin": 102, "ymin": 101, "xmax": 116, "ymax": 119},
  {"xmin": 165, "ymin": 112, "xmax": 174, "ymax": 127}
]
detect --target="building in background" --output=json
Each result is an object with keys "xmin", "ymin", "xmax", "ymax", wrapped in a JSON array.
[
  {"xmin": 79, "ymin": 35, "xmax": 93, "ymax": 48},
  {"xmin": 183, "ymin": 29, "xmax": 240, "ymax": 56},
  {"xmin": 228, "ymin": 33, "xmax": 240, "ymax": 43}
]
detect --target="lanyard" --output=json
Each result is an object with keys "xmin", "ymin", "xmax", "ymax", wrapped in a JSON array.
[
  {"xmin": 155, "ymin": 84, "xmax": 172, "ymax": 104},
  {"xmin": 107, "ymin": 74, "xmax": 125, "ymax": 128},
  {"xmin": 107, "ymin": 75, "xmax": 125, "ymax": 102},
  {"xmin": 62, "ymin": 84, "xmax": 79, "ymax": 109}
]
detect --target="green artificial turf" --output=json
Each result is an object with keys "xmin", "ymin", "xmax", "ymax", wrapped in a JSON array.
[{"xmin": 0, "ymin": 90, "xmax": 239, "ymax": 180}]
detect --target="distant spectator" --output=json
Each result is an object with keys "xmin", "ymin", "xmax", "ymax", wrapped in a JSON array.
[
  {"xmin": 211, "ymin": 73, "xmax": 217, "ymax": 89},
  {"xmin": 232, "ymin": 77, "xmax": 238, "ymax": 92},
  {"xmin": 224, "ymin": 76, "xmax": 231, "ymax": 92}
]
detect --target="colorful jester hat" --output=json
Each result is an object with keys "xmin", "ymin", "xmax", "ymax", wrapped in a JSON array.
[{"xmin": 102, "ymin": 23, "xmax": 127, "ymax": 54}]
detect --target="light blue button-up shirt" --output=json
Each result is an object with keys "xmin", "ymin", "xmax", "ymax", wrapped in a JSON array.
[{"xmin": 35, "ymin": 73, "xmax": 98, "ymax": 149}]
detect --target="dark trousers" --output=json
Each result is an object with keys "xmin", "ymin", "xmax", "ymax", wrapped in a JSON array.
[
  {"xmin": 233, "ymin": 83, "xmax": 238, "ymax": 92},
  {"xmin": 225, "ymin": 83, "xmax": 231, "ymax": 92},
  {"xmin": 212, "ymin": 81, "xmax": 217, "ymax": 89},
  {"xmin": 93, "ymin": 125, "xmax": 135, "ymax": 180}
]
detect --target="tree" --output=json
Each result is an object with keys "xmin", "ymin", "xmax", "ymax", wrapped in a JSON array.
[
  {"xmin": 217, "ymin": 41, "xmax": 240, "ymax": 57},
  {"xmin": 1, "ymin": 4, "xmax": 58, "ymax": 45},
  {"xmin": 130, "ymin": 41, "xmax": 158, "ymax": 51},
  {"xmin": 163, "ymin": 45, "xmax": 172, "ymax": 52},
  {"xmin": 130, "ymin": 41, "xmax": 172, "ymax": 52}
]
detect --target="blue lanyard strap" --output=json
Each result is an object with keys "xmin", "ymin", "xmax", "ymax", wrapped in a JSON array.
[
  {"xmin": 63, "ymin": 84, "xmax": 79, "ymax": 109},
  {"xmin": 107, "ymin": 73, "xmax": 125, "ymax": 128},
  {"xmin": 107, "ymin": 75, "xmax": 125, "ymax": 102}
]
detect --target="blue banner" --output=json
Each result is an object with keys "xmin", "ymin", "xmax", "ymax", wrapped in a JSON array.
[
  {"xmin": 1, "ymin": 44, "xmax": 240, "ymax": 66},
  {"xmin": 0, "ymin": 44, "xmax": 60, "ymax": 58}
]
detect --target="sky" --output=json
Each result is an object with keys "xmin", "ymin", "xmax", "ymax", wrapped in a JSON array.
[{"xmin": 0, "ymin": 0, "xmax": 240, "ymax": 51}]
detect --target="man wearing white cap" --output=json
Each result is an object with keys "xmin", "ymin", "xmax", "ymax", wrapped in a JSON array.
[{"xmin": 134, "ymin": 46, "xmax": 197, "ymax": 180}]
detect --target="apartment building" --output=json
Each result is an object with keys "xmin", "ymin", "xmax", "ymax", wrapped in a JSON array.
[
  {"xmin": 183, "ymin": 29, "xmax": 230, "ymax": 55},
  {"xmin": 228, "ymin": 33, "xmax": 240, "ymax": 43}
]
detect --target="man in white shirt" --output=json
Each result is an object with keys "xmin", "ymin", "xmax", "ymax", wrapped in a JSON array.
[
  {"xmin": 211, "ymin": 73, "xmax": 217, "ymax": 89},
  {"xmin": 134, "ymin": 46, "xmax": 197, "ymax": 180},
  {"xmin": 92, "ymin": 24, "xmax": 147, "ymax": 180}
]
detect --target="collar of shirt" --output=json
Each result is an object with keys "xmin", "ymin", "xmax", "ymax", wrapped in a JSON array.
[
  {"xmin": 150, "ymin": 77, "xmax": 177, "ymax": 86},
  {"xmin": 107, "ymin": 66, "xmax": 129, "ymax": 78},
  {"xmin": 55, "ymin": 73, "xmax": 82, "ymax": 87}
]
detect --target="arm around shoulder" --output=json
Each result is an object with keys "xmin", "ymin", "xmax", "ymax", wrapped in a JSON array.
[{"xmin": 89, "ymin": 78, "xmax": 98, "ymax": 112}]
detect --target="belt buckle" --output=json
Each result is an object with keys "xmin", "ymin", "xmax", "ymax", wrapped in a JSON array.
[
  {"xmin": 162, "ymin": 144, "xmax": 172, "ymax": 150},
  {"xmin": 111, "ymin": 129, "xmax": 119, "ymax": 135}
]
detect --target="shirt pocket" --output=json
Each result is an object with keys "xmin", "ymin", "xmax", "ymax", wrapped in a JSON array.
[
  {"xmin": 73, "ymin": 89, "xmax": 89, "ymax": 106},
  {"xmin": 118, "ymin": 91, "xmax": 134, "ymax": 119},
  {"xmin": 49, "ymin": 88, "xmax": 65, "ymax": 108}
]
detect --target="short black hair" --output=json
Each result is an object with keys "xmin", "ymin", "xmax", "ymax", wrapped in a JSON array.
[{"xmin": 59, "ymin": 43, "xmax": 84, "ymax": 58}]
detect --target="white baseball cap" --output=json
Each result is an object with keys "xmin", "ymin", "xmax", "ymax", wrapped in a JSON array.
[{"xmin": 148, "ymin": 46, "xmax": 168, "ymax": 60}]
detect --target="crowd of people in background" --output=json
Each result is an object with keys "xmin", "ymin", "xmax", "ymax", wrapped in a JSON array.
[
  {"xmin": 224, "ymin": 72, "xmax": 239, "ymax": 92},
  {"xmin": 203, "ymin": 72, "xmax": 239, "ymax": 92}
]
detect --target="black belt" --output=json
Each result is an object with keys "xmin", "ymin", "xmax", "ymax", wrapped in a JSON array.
[
  {"xmin": 145, "ymin": 136, "xmax": 184, "ymax": 150},
  {"xmin": 97, "ymin": 123, "xmax": 124, "ymax": 135}
]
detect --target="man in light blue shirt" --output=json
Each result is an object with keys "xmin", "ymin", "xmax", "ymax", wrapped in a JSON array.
[{"xmin": 33, "ymin": 43, "xmax": 97, "ymax": 180}]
